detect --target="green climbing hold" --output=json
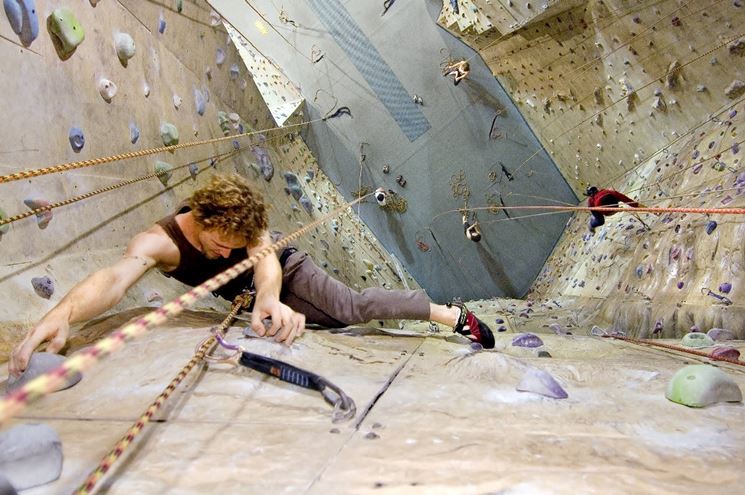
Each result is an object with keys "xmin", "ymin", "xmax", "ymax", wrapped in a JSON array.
[
  {"xmin": 160, "ymin": 122, "xmax": 179, "ymax": 147},
  {"xmin": 0, "ymin": 207, "xmax": 9, "ymax": 236},
  {"xmin": 681, "ymin": 332, "xmax": 714, "ymax": 348},
  {"xmin": 176, "ymin": 0, "xmax": 183, "ymax": 13},
  {"xmin": 47, "ymin": 8, "xmax": 84, "ymax": 59},
  {"xmin": 154, "ymin": 161, "xmax": 173, "ymax": 186},
  {"xmin": 665, "ymin": 365, "xmax": 742, "ymax": 407},
  {"xmin": 363, "ymin": 259, "xmax": 374, "ymax": 271},
  {"xmin": 217, "ymin": 111, "xmax": 231, "ymax": 135}
]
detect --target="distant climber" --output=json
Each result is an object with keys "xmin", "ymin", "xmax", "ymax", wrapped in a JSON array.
[
  {"xmin": 585, "ymin": 186, "xmax": 646, "ymax": 233},
  {"xmin": 443, "ymin": 60, "xmax": 470, "ymax": 86},
  {"xmin": 9, "ymin": 175, "xmax": 497, "ymax": 377},
  {"xmin": 463, "ymin": 212, "xmax": 482, "ymax": 242}
]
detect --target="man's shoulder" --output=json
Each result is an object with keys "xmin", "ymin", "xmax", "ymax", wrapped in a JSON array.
[{"xmin": 129, "ymin": 225, "xmax": 179, "ymax": 260}]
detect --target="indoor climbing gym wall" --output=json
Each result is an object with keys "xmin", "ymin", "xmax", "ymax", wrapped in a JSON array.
[
  {"xmin": 440, "ymin": 0, "xmax": 745, "ymax": 338},
  {"xmin": 212, "ymin": 0, "xmax": 578, "ymax": 302},
  {"xmin": 0, "ymin": 0, "xmax": 416, "ymax": 359}
]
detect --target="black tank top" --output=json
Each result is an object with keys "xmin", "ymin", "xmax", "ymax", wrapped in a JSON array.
[{"xmin": 156, "ymin": 204, "xmax": 253, "ymax": 300}]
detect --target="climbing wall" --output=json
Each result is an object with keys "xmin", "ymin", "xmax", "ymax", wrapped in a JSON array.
[
  {"xmin": 438, "ymin": 0, "xmax": 745, "ymax": 337},
  {"xmin": 0, "ymin": 0, "xmax": 417, "ymax": 359}
]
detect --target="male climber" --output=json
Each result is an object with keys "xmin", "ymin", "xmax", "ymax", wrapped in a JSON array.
[
  {"xmin": 443, "ymin": 60, "xmax": 470, "ymax": 86},
  {"xmin": 585, "ymin": 186, "xmax": 646, "ymax": 233},
  {"xmin": 9, "ymin": 174, "xmax": 495, "ymax": 376}
]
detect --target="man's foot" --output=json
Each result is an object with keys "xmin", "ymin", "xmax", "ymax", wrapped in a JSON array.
[{"xmin": 447, "ymin": 301, "xmax": 495, "ymax": 349}]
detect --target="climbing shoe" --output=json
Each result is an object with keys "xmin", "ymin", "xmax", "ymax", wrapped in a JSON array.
[{"xmin": 448, "ymin": 301, "xmax": 495, "ymax": 349}]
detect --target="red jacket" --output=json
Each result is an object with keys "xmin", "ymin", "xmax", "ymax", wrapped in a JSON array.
[{"xmin": 589, "ymin": 189, "xmax": 638, "ymax": 216}]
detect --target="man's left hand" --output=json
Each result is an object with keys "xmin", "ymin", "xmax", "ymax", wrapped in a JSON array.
[{"xmin": 250, "ymin": 296, "xmax": 306, "ymax": 345}]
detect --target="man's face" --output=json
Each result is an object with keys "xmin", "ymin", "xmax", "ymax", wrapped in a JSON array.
[{"xmin": 198, "ymin": 229, "xmax": 247, "ymax": 259}]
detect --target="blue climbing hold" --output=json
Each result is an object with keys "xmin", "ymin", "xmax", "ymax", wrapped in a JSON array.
[
  {"xmin": 719, "ymin": 282, "xmax": 732, "ymax": 294},
  {"xmin": 299, "ymin": 195, "xmax": 313, "ymax": 214},
  {"xmin": 188, "ymin": 163, "xmax": 198, "ymax": 180},
  {"xmin": 449, "ymin": 0, "xmax": 459, "ymax": 14},
  {"xmin": 23, "ymin": 198, "xmax": 52, "ymax": 229},
  {"xmin": 229, "ymin": 63, "xmax": 239, "ymax": 80},
  {"xmin": 512, "ymin": 333, "xmax": 544, "ymax": 348},
  {"xmin": 232, "ymin": 140, "xmax": 240, "ymax": 150},
  {"xmin": 158, "ymin": 13, "xmax": 166, "ymax": 34},
  {"xmin": 283, "ymin": 172, "xmax": 303, "ymax": 200},
  {"xmin": 635, "ymin": 265, "xmax": 644, "ymax": 278},
  {"xmin": 216, "ymin": 48, "xmax": 225, "ymax": 66},
  {"xmin": 31, "ymin": 276, "xmax": 54, "ymax": 299},
  {"xmin": 4, "ymin": 0, "xmax": 39, "ymax": 46},
  {"xmin": 253, "ymin": 147, "xmax": 274, "ymax": 181},
  {"xmin": 706, "ymin": 220, "xmax": 717, "ymax": 235},
  {"xmin": 68, "ymin": 127, "xmax": 84, "ymax": 152},
  {"xmin": 129, "ymin": 122, "xmax": 140, "ymax": 144}
]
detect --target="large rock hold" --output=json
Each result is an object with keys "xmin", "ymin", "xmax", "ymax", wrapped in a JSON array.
[
  {"xmin": 0, "ymin": 424, "xmax": 63, "ymax": 490},
  {"xmin": 6, "ymin": 352, "xmax": 81, "ymax": 393},
  {"xmin": 516, "ymin": 367, "xmax": 568, "ymax": 399},
  {"xmin": 681, "ymin": 332, "xmax": 714, "ymax": 348},
  {"xmin": 665, "ymin": 365, "xmax": 742, "ymax": 407}
]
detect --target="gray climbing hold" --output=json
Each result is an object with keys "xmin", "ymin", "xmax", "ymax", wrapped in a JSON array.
[
  {"xmin": 47, "ymin": 8, "xmax": 84, "ymax": 59},
  {"xmin": 299, "ymin": 195, "xmax": 313, "ymax": 214},
  {"xmin": 537, "ymin": 350, "xmax": 552, "ymax": 358},
  {"xmin": 4, "ymin": 0, "xmax": 38, "ymax": 46},
  {"xmin": 129, "ymin": 122, "xmax": 140, "ymax": 144},
  {"xmin": 216, "ymin": 48, "xmax": 225, "ymax": 66},
  {"xmin": 68, "ymin": 126, "xmax": 84, "ymax": 152},
  {"xmin": 194, "ymin": 88, "xmax": 206, "ymax": 116},
  {"xmin": 665, "ymin": 364, "xmax": 742, "ymax": 407},
  {"xmin": 229, "ymin": 63, "xmax": 239, "ymax": 80},
  {"xmin": 188, "ymin": 163, "xmax": 198, "ymax": 180},
  {"xmin": 681, "ymin": 332, "xmax": 714, "ymax": 348},
  {"xmin": 516, "ymin": 368, "xmax": 568, "ymax": 399},
  {"xmin": 707, "ymin": 328, "xmax": 735, "ymax": 341},
  {"xmin": 283, "ymin": 172, "xmax": 303, "ymax": 200},
  {"xmin": 23, "ymin": 199, "xmax": 52, "ymax": 229},
  {"xmin": 512, "ymin": 333, "xmax": 544, "ymax": 348},
  {"xmin": 0, "ymin": 423, "xmax": 63, "ymax": 490},
  {"xmin": 154, "ymin": 161, "xmax": 173, "ymax": 186},
  {"xmin": 160, "ymin": 122, "xmax": 179, "ymax": 147},
  {"xmin": 114, "ymin": 32, "xmax": 135, "ymax": 65},
  {"xmin": 30, "ymin": 276, "xmax": 53, "ymax": 298},
  {"xmin": 6, "ymin": 352, "xmax": 81, "ymax": 393}
]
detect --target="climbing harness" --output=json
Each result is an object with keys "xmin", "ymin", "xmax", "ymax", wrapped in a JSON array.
[
  {"xmin": 701, "ymin": 287, "xmax": 733, "ymax": 306},
  {"xmin": 206, "ymin": 330, "xmax": 356, "ymax": 423}
]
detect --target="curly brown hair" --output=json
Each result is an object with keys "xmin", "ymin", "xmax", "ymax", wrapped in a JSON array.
[{"xmin": 189, "ymin": 174, "xmax": 268, "ymax": 246}]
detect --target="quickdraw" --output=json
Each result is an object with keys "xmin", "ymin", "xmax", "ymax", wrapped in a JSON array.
[
  {"xmin": 204, "ymin": 330, "xmax": 357, "ymax": 423},
  {"xmin": 701, "ymin": 287, "xmax": 733, "ymax": 305}
]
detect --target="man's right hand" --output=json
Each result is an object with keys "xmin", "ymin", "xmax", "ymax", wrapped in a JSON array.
[{"xmin": 8, "ymin": 318, "xmax": 70, "ymax": 378}]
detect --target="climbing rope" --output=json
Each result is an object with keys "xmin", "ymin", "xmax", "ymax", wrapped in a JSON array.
[
  {"xmin": 0, "ymin": 194, "xmax": 368, "ymax": 425},
  {"xmin": 604, "ymin": 335, "xmax": 745, "ymax": 368},
  {"xmin": 74, "ymin": 294, "xmax": 251, "ymax": 495},
  {"xmin": 0, "ymin": 118, "xmax": 318, "ymax": 185},
  {"xmin": 0, "ymin": 149, "xmax": 242, "ymax": 228}
]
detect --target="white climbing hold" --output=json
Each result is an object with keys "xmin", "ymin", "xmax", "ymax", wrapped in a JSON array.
[
  {"xmin": 114, "ymin": 32, "xmax": 135, "ymax": 63},
  {"xmin": 172, "ymin": 93, "xmax": 182, "ymax": 109},
  {"xmin": 143, "ymin": 81, "xmax": 150, "ymax": 97},
  {"xmin": 98, "ymin": 78, "xmax": 117, "ymax": 102}
]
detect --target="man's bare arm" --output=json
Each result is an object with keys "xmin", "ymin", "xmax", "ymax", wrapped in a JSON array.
[{"xmin": 8, "ymin": 231, "xmax": 169, "ymax": 376}]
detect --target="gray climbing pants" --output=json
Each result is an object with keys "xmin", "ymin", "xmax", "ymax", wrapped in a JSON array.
[{"xmin": 280, "ymin": 251, "xmax": 431, "ymax": 327}]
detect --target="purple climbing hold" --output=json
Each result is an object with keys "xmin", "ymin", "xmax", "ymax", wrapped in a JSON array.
[
  {"xmin": 733, "ymin": 143, "xmax": 740, "ymax": 154},
  {"xmin": 158, "ymin": 13, "xmax": 166, "ymax": 34},
  {"xmin": 708, "ymin": 328, "xmax": 735, "ymax": 341},
  {"xmin": 232, "ymin": 140, "xmax": 240, "ymax": 150},
  {"xmin": 194, "ymin": 88, "xmax": 206, "ymax": 116},
  {"xmin": 495, "ymin": 318, "xmax": 504, "ymax": 324},
  {"xmin": 653, "ymin": 320, "xmax": 663, "ymax": 334},
  {"xmin": 516, "ymin": 368, "xmax": 568, "ymax": 399},
  {"xmin": 635, "ymin": 265, "xmax": 644, "ymax": 278},
  {"xmin": 299, "ymin": 195, "xmax": 313, "ymax": 214},
  {"xmin": 706, "ymin": 220, "xmax": 717, "ymax": 234},
  {"xmin": 512, "ymin": 333, "xmax": 543, "ymax": 348},
  {"xmin": 730, "ymin": 109, "xmax": 738, "ymax": 118},
  {"xmin": 31, "ymin": 276, "xmax": 54, "ymax": 299},
  {"xmin": 283, "ymin": 172, "xmax": 303, "ymax": 200},
  {"xmin": 23, "ymin": 199, "xmax": 52, "ymax": 229},
  {"xmin": 469, "ymin": 342, "xmax": 483, "ymax": 351},
  {"xmin": 719, "ymin": 282, "xmax": 732, "ymax": 293},
  {"xmin": 216, "ymin": 48, "xmax": 225, "ymax": 66},
  {"xmin": 229, "ymin": 63, "xmax": 239, "ymax": 80},
  {"xmin": 4, "ymin": 0, "xmax": 39, "ymax": 46},
  {"xmin": 711, "ymin": 346, "xmax": 740, "ymax": 360},
  {"xmin": 549, "ymin": 323, "xmax": 568, "ymax": 335},
  {"xmin": 677, "ymin": 281, "xmax": 685, "ymax": 289},
  {"xmin": 68, "ymin": 127, "xmax": 84, "ymax": 152},
  {"xmin": 253, "ymin": 147, "xmax": 273, "ymax": 181},
  {"xmin": 188, "ymin": 163, "xmax": 198, "ymax": 180},
  {"xmin": 692, "ymin": 163, "xmax": 703, "ymax": 174},
  {"xmin": 497, "ymin": 326, "xmax": 507, "ymax": 332}
]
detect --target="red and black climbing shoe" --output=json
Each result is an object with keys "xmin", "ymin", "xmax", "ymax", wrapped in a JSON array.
[{"xmin": 448, "ymin": 301, "xmax": 495, "ymax": 349}]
